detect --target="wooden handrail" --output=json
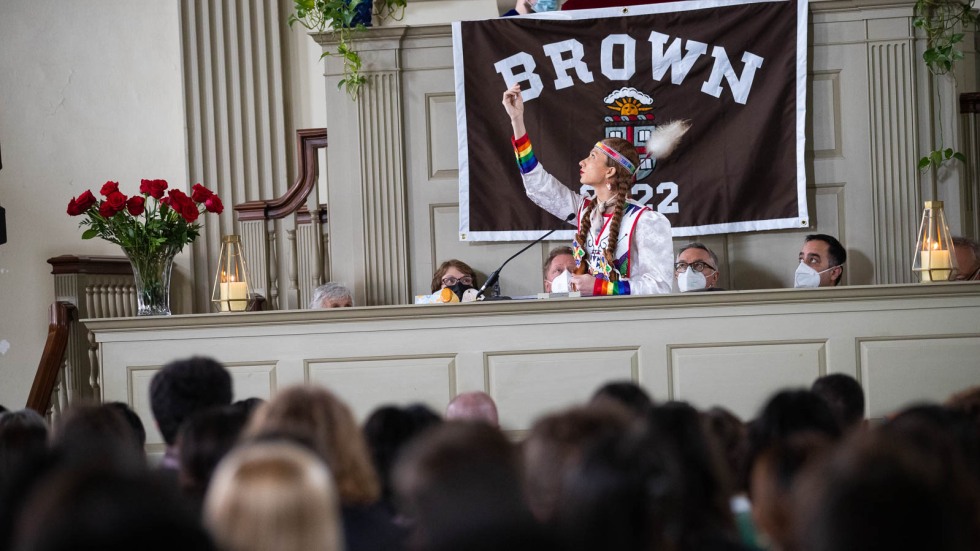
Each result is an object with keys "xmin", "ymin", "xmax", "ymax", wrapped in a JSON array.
[
  {"xmin": 234, "ymin": 128, "xmax": 329, "ymax": 223},
  {"xmin": 962, "ymin": 92, "xmax": 979, "ymax": 114},
  {"xmin": 48, "ymin": 254, "xmax": 132, "ymax": 275},
  {"xmin": 26, "ymin": 301, "xmax": 77, "ymax": 414}
]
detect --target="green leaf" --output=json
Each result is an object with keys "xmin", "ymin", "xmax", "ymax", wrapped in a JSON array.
[
  {"xmin": 930, "ymin": 150, "xmax": 943, "ymax": 166},
  {"xmin": 952, "ymin": 152, "xmax": 967, "ymax": 163},
  {"xmin": 944, "ymin": 148, "xmax": 954, "ymax": 159},
  {"xmin": 82, "ymin": 228, "xmax": 100, "ymax": 240}
]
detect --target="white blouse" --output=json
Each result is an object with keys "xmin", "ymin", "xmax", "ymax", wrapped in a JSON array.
[{"xmin": 520, "ymin": 163, "xmax": 674, "ymax": 295}]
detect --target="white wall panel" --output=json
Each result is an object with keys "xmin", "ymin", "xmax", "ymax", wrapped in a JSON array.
[
  {"xmin": 486, "ymin": 348, "xmax": 639, "ymax": 431},
  {"xmin": 307, "ymin": 355, "xmax": 457, "ymax": 420},
  {"xmin": 669, "ymin": 342, "xmax": 826, "ymax": 421},
  {"xmin": 860, "ymin": 336, "xmax": 980, "ymax": 418}
]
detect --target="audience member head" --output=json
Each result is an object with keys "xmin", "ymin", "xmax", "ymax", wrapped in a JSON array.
[
  {"xmin": 52, "ymin": 403, "xmax": 144, "ymax": 472},
  {"xmin": 13, "ymin": 468, "xmax": 213, "ymax": 551},
  {"xmin": 543, "ymin": 246, "xmax": 576, "ymax": 292},
  {"xmin": 811, "ymin": 374, "xmax": 865, "ymax": 432},
  {"xmin": 946, "ymin": 385, "xmax": 980, "ymax": 438},
  {"xmin": 0, "ymin": 409, "xmax": 48, "ymax": 486},
  {"xmin": 745, "ymin": 389, "xmax": 841, "ymax": 493},
  {"xmin": 590, "ymin": 380, "xmax": 653, "ymax": 416},
  {"xmin": 882, "ymin": 403, "xmax": 980, "ymax": 482},
  {"xmin": 178, "ymin": 405, "xmax": 250, "ymax": 507},
  {"xmin": 363, "ymin": 404, "xmax": 443, "ymax": 506},
  {"xmin": 243, "ymin": 384, "xmax": 380, "ymax": 505},
  {"xmin": 647, "ymin": 402, "xmax": 738, "ymax": 546},
  {"xmin": 558, "ymin": 401, "xmax": 739, "ymax": 551},
  {"xmin": 150, "ymin": 356, "xmax": 233, "ymax": 448},
  {"xmin": 521, "ymin": 404, "xmax": 631, "ymax": 523},
  {"xmin": 750, "ymin": 432, "xmax": 834, "ymax": 550},
  {"xmin": 430, "ymin": 259, "xmax": 479, "ymax": 295},
  {"xmin": 445, "ymin": 392, "xmax": 499, "ymax": 426},
  {"xmin": 675, "ymin": 242, "xmax": 721, "ymax": 292},
  {"xmin": 309, "ymin": 282, "xmax": 353, "ymax": 309},
  {"xmin": 795, "ymin": 430, "xmax": 980, "ymax": 551},
  {"xmin": 952, "ymin": 236, "xmax": 980, "ymax": 281},
  {"xmin": 204, "ymin": 441, "xmax": 342, "ymax": 551},
  {"xmin": 105, "ymin": 401, "xmax": 147, "ymax": 451},
  {"xmin": 232, "ymin": 397, "xmax": 265, "ymax": 419},
  {"xmin": 0, "ymin": 409, "xmax": 51, "ymax": 551},
  {"xmin": 701, "ymin": 406, "xmax": 749, "ymax": 494},
  {"xmin": 796, "ymin": 234, "xmax": 846, "ymax": 287},
  {"xmin": 404, "ymin": 403, "xmax": 442, "ymax": 427},
  {"xmin": 394, "ymin": 421, "xmax": 531, "ymax": 548}
]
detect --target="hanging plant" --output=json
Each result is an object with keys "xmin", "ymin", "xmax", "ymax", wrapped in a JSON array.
[
  {"xmin": 912, "ymin": 0, "xmax": 978, "ymax": 170},
  {"xmin": 289, "ymin": 0, "xmax": 407, "ymax": 101}
]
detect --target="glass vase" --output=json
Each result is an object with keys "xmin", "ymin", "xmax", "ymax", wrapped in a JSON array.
[{"xmin": 125, "ymin": 247, "xmax": 178, "ymax": 316}]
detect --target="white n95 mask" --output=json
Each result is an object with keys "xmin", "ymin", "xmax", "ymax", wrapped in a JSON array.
[
  {"xmin": 550, "ymin": 269, "xmax": 571, "ymax": 293},
  {"xmin": 794, "ymin": 263, "xmax": 836, "ymax": 288},
  {"xmin": 677, "ymin": 267, "xmax": 706, "ymax": 292}
]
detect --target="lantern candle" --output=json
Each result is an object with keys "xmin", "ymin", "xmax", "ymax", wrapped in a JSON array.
[
  {"xmin": 219, "ymin": 280, "xmax": 248, "ymax": 311},
  {"xmin": 920, "ymin": 248, "xmax": 951, "ymax": 282}
]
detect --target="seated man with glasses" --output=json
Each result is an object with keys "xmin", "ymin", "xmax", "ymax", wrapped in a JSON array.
[
  {"xmin": 674, "ymin": 242, "xmax": 723, "ymax": 292},
  {"xmin": 430, "ymin": 259, "xmax": 481, "ymax": 301}
]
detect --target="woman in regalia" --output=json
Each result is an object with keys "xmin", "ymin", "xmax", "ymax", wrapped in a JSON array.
[{"xmin": 501, "ymin": 83, "xmax": 688, "ymax": 296}]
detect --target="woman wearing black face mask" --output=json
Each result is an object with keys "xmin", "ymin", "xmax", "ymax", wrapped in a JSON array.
[{"xmin": 430, "ymin": 259, "xmax": 480, "ymax": 300}]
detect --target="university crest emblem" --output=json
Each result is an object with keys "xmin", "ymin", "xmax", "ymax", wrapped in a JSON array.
[{"xmin": 602, "ymin": 87, "xmax": 656, "ymax": 181}]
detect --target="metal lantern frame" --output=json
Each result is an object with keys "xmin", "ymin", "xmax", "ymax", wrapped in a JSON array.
[
  {"xmin": 211, "ymin": 234, "xmax": 254, "ymax": 311},
  {"xmin": 912, "ymin": 200, "xmax": 958, "ymax": 283}
]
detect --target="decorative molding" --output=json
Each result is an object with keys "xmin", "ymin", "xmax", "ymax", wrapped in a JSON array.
[
  {"xmin": 425, "ymin": 93, "xmax": 459, "ymax": 180},
  {"xmin": 810, "ymin": 71, "xmax": 843, "ymax": 158}
]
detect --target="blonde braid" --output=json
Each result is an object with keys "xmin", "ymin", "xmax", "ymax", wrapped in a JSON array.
[{"xmin": 574, "ymin": 200, "xmax": 595, "ymax": 275}]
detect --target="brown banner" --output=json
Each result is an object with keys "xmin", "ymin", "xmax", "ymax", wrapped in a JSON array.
[{"xmin": 453, "ymin": 0, "xmax": 808, "ymax": 241}]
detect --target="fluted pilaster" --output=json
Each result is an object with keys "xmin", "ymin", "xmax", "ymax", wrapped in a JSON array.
[
  {"xmin": 179, "ymin": 0, "xmax": 290, "ymax": 311},
  {"xmin": 315, "ymin": 28, "xmax": 410, "ymax": 306}
]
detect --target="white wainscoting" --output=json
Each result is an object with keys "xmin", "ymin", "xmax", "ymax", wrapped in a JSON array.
[{"xmin": 87, "ymin": 283, "xmax": 980, "ymax": 454}]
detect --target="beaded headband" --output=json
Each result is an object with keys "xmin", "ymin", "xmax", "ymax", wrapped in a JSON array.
[{"xmin": 594, "ymin": 141, "xmax": 637, "ymax": 175}]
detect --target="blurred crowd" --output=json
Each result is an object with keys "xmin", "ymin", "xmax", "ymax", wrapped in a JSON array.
[{"xmin": 1, "ymin": 356, "xmax": 978, "ymax": 551}]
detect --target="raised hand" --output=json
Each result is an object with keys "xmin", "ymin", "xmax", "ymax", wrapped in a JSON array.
[{"xmin": 502, "ymin": 84, "xmax": 527, "ymax": 138}]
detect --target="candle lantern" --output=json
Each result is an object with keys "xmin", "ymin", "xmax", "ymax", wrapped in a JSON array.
[
  {"xmin": 212, "ymin": 235, "xmax": 253, "ymax": 311},
  {"xmin": 912, "ymin": 201, "xmax": 958, "ymax": 283}
]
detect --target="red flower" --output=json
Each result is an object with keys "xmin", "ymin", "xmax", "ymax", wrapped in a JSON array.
[
  {"xmin": 100, "ymin": 181, "xmax": 120, "ymax": 196},
  {"xmin": 127, "ymin": 196, "xmax": 145, "ymax": 216},
  {"xmin": 67, "ymin": 190, "xmax": 98, "ymax": 216},
  {"xmin": 167, "ymin": 189, "xmax": 190, "ymax": 204},
  {"xmin": 106, "ymin": 191, "xmax": 128, "ymax": 211},
  {"xmin": 181, "ymin": 201, "xmax": 200, "ymax": 222},
  {"xmin": 99, "ymin": 201, "xmax": 118, "ymax": 218},
  {"xmin": 204, "ymin": 195, "xmax": 224, "ymax": 214},
  {"xmin": 140, "ymin": 179, "xmax": 168, "ymax": 199},
  {"xmin": 191, "ymin": 183, "xmax": 214, "ymax": 203}
]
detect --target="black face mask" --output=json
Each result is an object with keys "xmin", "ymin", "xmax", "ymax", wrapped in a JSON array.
[{"xmin": 449, "ymin": 282, "xmax": 474, "ymax": 300}]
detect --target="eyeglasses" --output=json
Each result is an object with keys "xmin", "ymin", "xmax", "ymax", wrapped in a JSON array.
[
  {"xmin": 673, "ymin": 261, "xmax": 716, "ymax": 274},
  {"xmin": 441, "ymin": 275, "xmax": 474, "ymax": 287}
]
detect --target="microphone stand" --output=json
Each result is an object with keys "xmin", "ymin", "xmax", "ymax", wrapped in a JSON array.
[{"xmin": 475, "ymin": 213, "xmax": 575, "ymax": 300}]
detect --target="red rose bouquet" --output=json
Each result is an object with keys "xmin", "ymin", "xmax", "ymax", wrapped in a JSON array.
[{"xmin": 67, "ymin": 179, "xmax": 223, "ymax": 315}]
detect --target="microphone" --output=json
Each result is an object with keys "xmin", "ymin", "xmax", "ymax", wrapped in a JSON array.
[{"xmin": 476, "ymin": 212, "xmax": 576, "ymax": 300}]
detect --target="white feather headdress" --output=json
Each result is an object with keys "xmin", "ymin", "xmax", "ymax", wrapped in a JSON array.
[{"xmin": 643, "ymin": 119, "xmax": 691, "ymax": 162}]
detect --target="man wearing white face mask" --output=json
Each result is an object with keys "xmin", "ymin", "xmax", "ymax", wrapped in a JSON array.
[
  {"xmin": 795, "ymin": 234, "xmax": 846, "ymax": 288},
  {"xmin": 674, "ymin": 243, "xmax": 723, "ymax": 292},
  {"xmin": 543, "ymin": 246, "xmax": 577, "ymax": 292}
]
